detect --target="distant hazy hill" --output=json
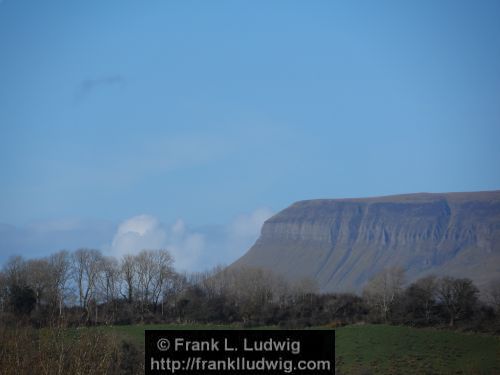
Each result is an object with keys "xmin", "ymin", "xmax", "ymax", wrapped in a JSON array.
[{"xmin": 232, "ymin": 191, "xmax": 500, "ymax": 293}]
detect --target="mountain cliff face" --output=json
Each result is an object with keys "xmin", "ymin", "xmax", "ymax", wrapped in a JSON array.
[{"xmin": 232, "ymin": 191, "xmax": 500, "ymax": 293}]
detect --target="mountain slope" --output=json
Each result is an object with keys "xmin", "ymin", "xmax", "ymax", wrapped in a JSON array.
[{"xmin": 232, "ymin": 191, "xmax": 500, "ymax": 292}]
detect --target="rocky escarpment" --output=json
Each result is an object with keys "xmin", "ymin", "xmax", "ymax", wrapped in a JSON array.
[{"xmin": 232, "ymin": 191, "xmax": 500, "ymax": 292}]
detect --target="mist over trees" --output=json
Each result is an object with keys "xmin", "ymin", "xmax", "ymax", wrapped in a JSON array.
[{"xmin": 0, "ymin": 248, "xmax": 499, "ymax": 333}]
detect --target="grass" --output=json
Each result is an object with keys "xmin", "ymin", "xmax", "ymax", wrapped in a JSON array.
[
  {"xmin": 97, "ymin": 323, "xmax": 244, "ymax": 347},
  {"xmin": 87, "ymin": 323, "xmax": 500, "ymax": 374},
  {"xmin": 335, "ymin": 324, "xmax": 500, "ymax": 374}
]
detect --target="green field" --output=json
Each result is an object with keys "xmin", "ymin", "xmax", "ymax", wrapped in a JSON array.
[
  {"xmin": 96, "ymin": 323, "xmax": 500, "ymax": 375},
  {"xmin": 335, "ymin": 324, "xmax": 500, "ymax": 374}
]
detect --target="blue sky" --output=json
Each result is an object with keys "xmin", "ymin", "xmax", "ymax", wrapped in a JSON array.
[{"xmin": 1, "ymin": 0, "xmax": 499, "ymax": 270}]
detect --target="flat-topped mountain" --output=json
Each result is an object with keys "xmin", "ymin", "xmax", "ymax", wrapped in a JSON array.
[{"xmin": 232, "ymin": 191, "xmax": 500, "ymax": 292}]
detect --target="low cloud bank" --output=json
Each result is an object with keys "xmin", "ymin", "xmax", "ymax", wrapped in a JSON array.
[
  {"xmin": 109, "ymin": 208, "xmax": 274, "ymax": 272},
  {"xmin": 0, "ymin": 208, "xmax": 274, "ymax": 272}
]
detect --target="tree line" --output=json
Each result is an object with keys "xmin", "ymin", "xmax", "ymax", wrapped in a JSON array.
[{"xmin": 0, "ymin": 249, "xmax": 499, "ymax": 333}]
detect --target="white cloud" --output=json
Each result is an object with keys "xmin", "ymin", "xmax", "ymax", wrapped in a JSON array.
[
  {"xmin": 110, "ymin": 215, "xmax": 167, "ymax": 259},
  {"xmin": 0, "ymin": 208, "xmax": 275, "ymax": 271},
  {"xmin": 229, "ymin": 207, "xmax": 274, "ymax": 238},
  {"xmin": 109, "ymin": 215, "xmax": 205, "ymax": 272},
  {"xmin": 171, "ymin": 219, "xmax": 186, "ymax": 235},
  {"xmin": 163, "ymin": 218, "xmax": 206, "ymax": 271},
  {"xmin": 108, "ymin": 207, "xmax": 274, "ymax": 272},
  {"xmin": 218, "ymin": 207, "xmax": 274, "ymax": 263}
]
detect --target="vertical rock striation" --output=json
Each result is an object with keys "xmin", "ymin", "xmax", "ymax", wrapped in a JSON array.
[{"xmin": 232, "ymin": 191, "xmax": 500, "ymax": 292}]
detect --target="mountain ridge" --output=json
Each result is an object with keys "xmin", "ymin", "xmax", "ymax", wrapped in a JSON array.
[{"xmin": 232, "ymin": 190, "xmax": 500, "ymax": 292}]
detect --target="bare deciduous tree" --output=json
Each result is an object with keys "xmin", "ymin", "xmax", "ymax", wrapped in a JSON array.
[
  {"xmin": 218, "ymin": 266, "xmax": 288, "ymax": 322},
  {"xmin": 25, "ymin": 258, "xmax": 52, "ymax": 311},
  {"xmin": 0, "ymin": 270, "xmax": 7, "ymax": 313},
  {"xmin": 405, "ymin": 275, "xmax": 438, "ymax": 324},
  {"xmin": 72, "ymin": 248, "xmax": 104, "ymax": 322},
  {"xmin": 120, "ymin": 254, "xmax": 137, "ymax": 303},
  {"xmin": 98, "ymin": 256, "xmax": 120, "ymax": 304},
  {"xmin": 48, "ymin": 250, "xmax": 71, "ymax": 317},
  {"xmin": 162, "ymin": 272, "xmax": 188, "ymax": 319},
  {"xmin": 151, "ymin": 250, "xmax": 174, "ymax": 311},
  {"xmin": 363, "ymin": 266, "xmax": 406, "ymax": 322},
  {"xmin": 135, "ymin": 249, "xmax": 174, "ymax": 315},
  {"xmin": 3, "ymin": 255, "xmax": 27, "ymax": 287},
  {"xmin": 437, "ymin": 277, "xmax": 479, "ymax": 327},
  {"xmin": 484, "ymin": 278, "xmax": 500, "ymax": 313}
]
